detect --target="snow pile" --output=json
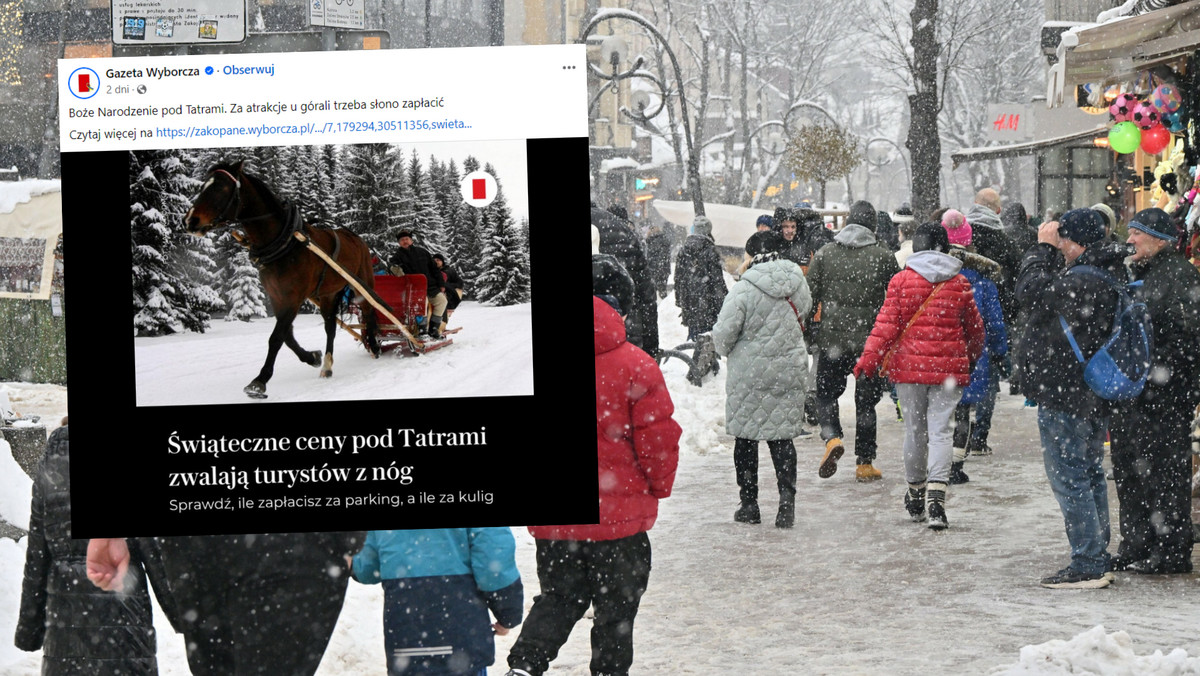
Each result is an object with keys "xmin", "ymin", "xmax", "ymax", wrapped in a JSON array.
[
  {"xmin": 0, "ymin": 180, "xmax": 61, "ymax": 215},
  {"xmin": 993, "ymin": 625, "xmax": 1200, "ymax": 675},
  {"xmin": 0, "ymin": 439, "xmax": 32, "ymax": 529}
]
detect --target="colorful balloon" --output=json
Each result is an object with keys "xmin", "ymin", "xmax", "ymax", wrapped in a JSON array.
[
  {"xmin": 1110, "ymin": 93, "xmax": 1137, "ymax": 122},
  {"xmin": 1108, "ymin": 121, "xmax": 1142, "ymax": 154},
  {"xmin": 1140, "ymin": 123, "xmax": 1171, "ymax": 155},
  {"xmin": 1132, "ymin": 101, "xmax": 1160, "ymax": 130},
  {"xmin": 1150, "ymin": 84, "xmax": 1181, "ymax": 114},
  {"xmin": 1162, "ymin": 109, "xmax": 1186, "ymax": 133}
]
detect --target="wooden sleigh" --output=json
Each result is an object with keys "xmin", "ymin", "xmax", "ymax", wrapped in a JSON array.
[{"xmin": 291, "ymin": 232, "xmax": 457, "ymax": 355}]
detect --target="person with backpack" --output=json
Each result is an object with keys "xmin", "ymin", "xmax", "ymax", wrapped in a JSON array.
[
  {"xmin": 1109, "ymin": 208, "xmax": 1200, "ymax": 575},
  {"xmin": 1016, "ymin": 208, "xmax": 1129, "ymax": 589}
]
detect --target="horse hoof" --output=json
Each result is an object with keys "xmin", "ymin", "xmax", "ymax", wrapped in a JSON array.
[
  {"xmin": 244, "ymin": 382, "xmax": 268, "ymax": 399},
  {"xmin": 307, "ymin": 350, "xmax": 322, "ymax": 367},
  {"xmin": 320, "ymin": 369, "xmax": 332, "ymax": 378}
]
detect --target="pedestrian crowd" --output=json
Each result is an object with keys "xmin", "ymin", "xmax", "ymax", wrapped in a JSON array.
[{"xmin": 12, "ymin": 191, "xmax": 1200, "ymax": 676}]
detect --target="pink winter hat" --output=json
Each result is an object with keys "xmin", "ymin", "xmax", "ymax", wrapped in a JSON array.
[{"xmin": 942, "ymin": 209, "xmax": 973, "ymax": 247}]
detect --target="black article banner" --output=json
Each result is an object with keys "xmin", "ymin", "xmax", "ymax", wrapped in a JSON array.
[{"xmin": 63, "ymin": 139, "xmax": 595, "ymax": 537}]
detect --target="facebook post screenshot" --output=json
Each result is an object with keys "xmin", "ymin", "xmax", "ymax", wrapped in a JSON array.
[{"xmin": 58, "ymin": 45, "xmax": 594, "ymax": 537}]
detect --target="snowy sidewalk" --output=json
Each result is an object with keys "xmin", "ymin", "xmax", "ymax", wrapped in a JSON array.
[{"xmin": 3, "ymin": 302, "xmax": 1200, "ymax": 674}]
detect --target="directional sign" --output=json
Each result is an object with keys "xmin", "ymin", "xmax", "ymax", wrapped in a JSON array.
[{"xmin": 111, "ymin": 0, "xmax": 247, "ymax": 44}]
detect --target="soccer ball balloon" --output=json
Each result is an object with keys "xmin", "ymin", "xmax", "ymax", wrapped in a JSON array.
[
  {"xmin": 1151, "ymin": 84, "xmax": 1182, "ymax": 114},
  {"xmin": 1132, "ymin": 102, "xmax": 1160, "ymax": 130},
  {"xmin": 1109, "ymin": 93, "xmax": 1137, "ymax": 122}
]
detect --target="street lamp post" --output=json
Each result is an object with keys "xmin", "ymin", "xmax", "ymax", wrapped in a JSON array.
[
  {"xmin": 581, "ymin": 9, "xmax": 705, "ymax": 216},
  {"xmin": 863, "ymin": 137, "xmax": 912, "ymax": 204}
]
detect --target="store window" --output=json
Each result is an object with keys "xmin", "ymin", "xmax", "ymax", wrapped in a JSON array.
[{"xmin": 1038, "ymin": 145, "xmax": 1113, "ymax": 215}]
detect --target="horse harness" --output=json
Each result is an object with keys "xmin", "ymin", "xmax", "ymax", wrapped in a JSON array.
[{"xmin": 206, "ymin": 168, "xmax": 345, "ymax": 298}]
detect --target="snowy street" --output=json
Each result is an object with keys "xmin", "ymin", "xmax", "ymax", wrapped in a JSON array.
[{"xmin": 2, "ymin": 291, "xmax": 1200, "ymax": 674}]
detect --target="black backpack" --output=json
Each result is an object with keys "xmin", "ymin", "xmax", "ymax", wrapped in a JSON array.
[{"xmin": 1057, "ymin": 265, "xmax": 1152, "ymax": 400}]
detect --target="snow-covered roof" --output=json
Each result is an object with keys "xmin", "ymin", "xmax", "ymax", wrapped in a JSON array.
[
  {"xmin": 599, "ymin": 157, "xmax": 641, "ymax": 172},
  {"xmin": 0, "ymin": 180, "xmax": 61, "ymax": 215}
]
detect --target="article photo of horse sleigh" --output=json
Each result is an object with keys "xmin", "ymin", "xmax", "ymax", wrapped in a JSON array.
[{"xmin": 131, "ymin": 156, "xmax": 495, "ymax": 405}]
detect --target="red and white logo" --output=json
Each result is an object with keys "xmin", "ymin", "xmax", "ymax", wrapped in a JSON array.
[
  {"xmin": 68, "ymin": 67, "xmax": 100, "ymax": 100},
  {"xmin": 460, "ymin": 170, "xmax": 498, "ymax": 208}
]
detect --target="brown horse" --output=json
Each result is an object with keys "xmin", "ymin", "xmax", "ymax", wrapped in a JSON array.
[{"xmin": 184, "ymin": 160, "xmax": 380, "ymax": 399}]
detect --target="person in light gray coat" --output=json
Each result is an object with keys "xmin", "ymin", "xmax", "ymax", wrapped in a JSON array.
[{"xmin": 712, "ymin": 230, "xmax": 811, "ymax": 529}]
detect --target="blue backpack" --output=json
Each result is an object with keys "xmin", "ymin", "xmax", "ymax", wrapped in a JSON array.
[{"xmin": 1058, "ymin": 265, "xmax": 1152, "ymax": 401}]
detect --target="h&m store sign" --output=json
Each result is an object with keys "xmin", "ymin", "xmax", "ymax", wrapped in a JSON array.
[{"xmin": 984, "ymin": 104, "xmax": 1033, "ymax": 142}]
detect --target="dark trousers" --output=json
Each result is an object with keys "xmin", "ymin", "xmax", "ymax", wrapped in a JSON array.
[
  {"xmin": 508, "ymin": 533, "xmax": 652, "ymax": 676},
  {"xmin": 180, "ymin": 572, "xmax": 348, "ymax": 675},
  {"xmin": 953, "ymin": 403, "xmax": 972, "ymax": 450},
  {"xmin": 815, "ymin": 348, "xmax": 885, "ymax": 462},
  {"xmin": 1109, "ymin": 403, "xmax": 1195, "ymax": 569},
  {"xmin": 733, "ymin": 438, "xmax": 796, "ymax": 505}
]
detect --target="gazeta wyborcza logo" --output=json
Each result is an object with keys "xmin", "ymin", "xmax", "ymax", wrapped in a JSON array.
[{"xmin": 69, "ymin": 67, "xmax": 99, "ymax": 99}]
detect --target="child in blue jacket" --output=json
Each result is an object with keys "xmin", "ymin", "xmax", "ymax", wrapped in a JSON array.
[{"xmin": 351, "ymin": 528, "xmax": 524, "ymax": 676}]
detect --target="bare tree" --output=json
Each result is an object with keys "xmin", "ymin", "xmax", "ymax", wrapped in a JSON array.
[{"xmin": 863, "ymin": 0, "xmax": 1028, "ymax": 219}]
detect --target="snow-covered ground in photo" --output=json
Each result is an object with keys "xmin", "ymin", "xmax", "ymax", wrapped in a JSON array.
[
  {"xmin": 3, "ymin": 287, "xmax": 1200, "ymax": 675},
  {"xmin": 133, "ymin": 300, "xmax": 533, "ymax": 406}
]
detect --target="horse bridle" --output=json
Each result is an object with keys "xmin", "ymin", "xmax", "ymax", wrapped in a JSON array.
[{"xmin": 201, "ymin": 168, "xmax": 274, "ymax": 228}]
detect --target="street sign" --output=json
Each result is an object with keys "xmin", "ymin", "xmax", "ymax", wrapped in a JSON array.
[
  {"xmin": 111, "ymin": 0, "xmax": 247, "ymax": 45},
  {"xmin": 309, "ymin": 0, "xmax": 365, "ymax": 30}
]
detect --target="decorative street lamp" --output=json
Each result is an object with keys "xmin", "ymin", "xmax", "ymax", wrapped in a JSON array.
[{"xmin": 581, "ymin": 9, "xmax": 705, "ymax": 216}]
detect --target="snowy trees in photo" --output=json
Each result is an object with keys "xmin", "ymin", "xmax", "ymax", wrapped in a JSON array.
[
  {"xmin": 473, "ymin": 164, "xmax": 531, "ymax": 306},
  {"xmin": 131, "ymin": 150, "xmax": 223, "ymax": 336},
  {"xmin": 131, "ymin": 144, "xmax": 530, "ymax": 335}
]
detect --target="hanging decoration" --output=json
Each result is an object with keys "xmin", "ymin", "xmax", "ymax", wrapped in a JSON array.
[
  {"xmin": 1108, "ymin": 121, "xmax": 1142, "ymax": 154},
  {"xmin": 1140, "ymin": 123, "xmax": 1172, "ymax": 154},
  {"xmin": 1110, "ymin": 93, "xmax": 1138, "ymax": 123}
]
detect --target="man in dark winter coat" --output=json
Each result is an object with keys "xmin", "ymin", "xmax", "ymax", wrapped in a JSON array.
[
  {"xmin": 389, "ymin": 230, "xmax": 448, "ymax": 339},
  {"xmin": 1109, "ymin": 208, "xmax": 1200, "ymax": 575},
  {"xmin": 1017, "ymin": 208, "xmax": 1126, "ymax": 589},
  {"xmin": 674, "ymin": 216, "xmax": 727, "ymax": 339},
  {"xmin": 674, "ymin": 215, "xmax": 728, "ymax": 385},
  {"xmin": 806, "ymin": 199, "xmax": 900, "ymax": 482},
  {"xmin": 433, "ymin": 253, "xmax": 465, "ymax": 330},
  {"xmin": 644, "ymin": 224, "xmax": 672, "ymax": 298},
  {"xmin": 592, "ymin": 204, "xmax": 660, "ymax": 359},
  {"xmin": 798, "ymin": 208, "xmax": 834, "ymax": 267},
  {"xmin": 17, "ymin": 425, "xmax": 163, "ymax": 675},
  {"xmin": 88, "ymin": 531, "xmax": 366, "ymax": 674},
  {"xmin": 966, "ymin": 188, "xmax": 1023, "ymax": 322}
]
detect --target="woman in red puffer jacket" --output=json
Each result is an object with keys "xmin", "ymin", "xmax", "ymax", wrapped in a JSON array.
[{"xmin": 854, "ymin": 223, "xmax": 984, "ymax": 531}]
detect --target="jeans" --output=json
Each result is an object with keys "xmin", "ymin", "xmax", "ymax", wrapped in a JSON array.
[
  {"xmin": 1037, "ymin": 407, "xmax": 1111, "ymax": 575},
  {"xmin": 970, "ymin": 368, "xmax": 1000, "ymax": 446}
]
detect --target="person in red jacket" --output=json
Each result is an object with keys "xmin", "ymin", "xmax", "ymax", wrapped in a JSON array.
[
  {"xmin": 854, "ymin": 223, "xmax": 984, "ymax": 530},
  {"xmin": 505, "ymin": 297, "xmax": 681, "ymax": 676}
]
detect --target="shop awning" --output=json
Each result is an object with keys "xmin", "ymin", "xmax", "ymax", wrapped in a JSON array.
[
  {"xmin": 1047, "ymin": 1, "xmax": 1200, "ymax": 107},
  {"xmin": 950, "ymin": 125, "xmax": 1109, "ymax": 168}
]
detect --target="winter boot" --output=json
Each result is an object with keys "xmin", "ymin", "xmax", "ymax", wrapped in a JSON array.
[
  {"xmin": 819, "ymin": 438, "xmax": 844, "ymax": 478},
  {"xmin": 927, "ymin": 485, "xmax": 948, "ymax": 531},
  {"xmin": 905, "ymin": 484, "xmax": 927, "ymax": 522},
  {"xmin": 775, "ymin": 499, "xmax": 794, "ymax": 529},
  {"xmin": 427, "ymin": 315, "xmax": 443, "ymax": 339},
  {"xmin": 949, "ymin": 461, "xmax": 970, "ymax": 485},
  {"xmin": 734, "ymin": 501, "xmax": 761, "ymax": 524},
  {"xmin": 855, "ymin": 462, "xmax": 883, "ymax": 482}
]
